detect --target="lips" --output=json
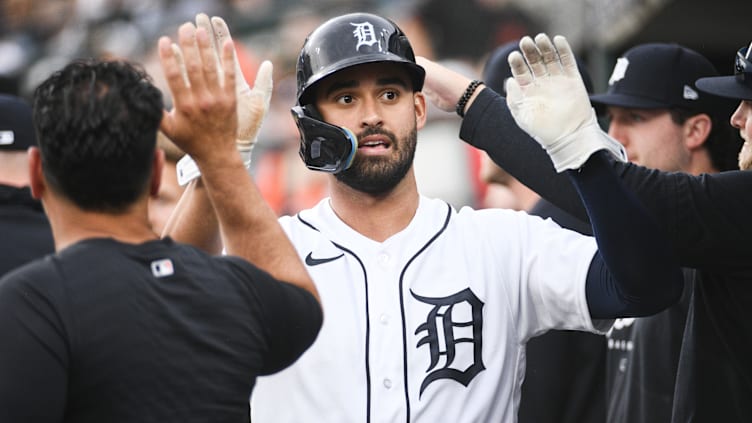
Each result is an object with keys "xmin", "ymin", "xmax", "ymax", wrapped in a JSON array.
[{"xmin": 358, "ymin": 134, "xmax": 391, "ymax": 149}]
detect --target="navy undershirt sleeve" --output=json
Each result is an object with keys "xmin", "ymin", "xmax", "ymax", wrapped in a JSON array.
[
  {"xmin": 568, "ymin": 151, "xmax": 684, "ymax": 319},
  {"xmin": 461, "ymin": 88, "xmax": 752, "ymax": 269}
]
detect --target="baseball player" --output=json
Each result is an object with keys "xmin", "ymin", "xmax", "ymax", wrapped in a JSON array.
[
  {"xmin": 420, "ymin": 34, "xmax": 752, "ymax": 423},
  {"xmin": 589, "ymin": 43, "xmax": 740, "ymax": 423},
  {"xmin": 0, "ymin": 23, "xmax": 321, "ymax": 421},
  {"xmin": 168, "ymin": 13, "xmax": 684, "ymax": 423}
]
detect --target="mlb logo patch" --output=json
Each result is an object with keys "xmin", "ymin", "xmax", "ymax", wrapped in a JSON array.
[{"xmin": 151, "ymin": 258, "xmax": 174, "ymax": 277}]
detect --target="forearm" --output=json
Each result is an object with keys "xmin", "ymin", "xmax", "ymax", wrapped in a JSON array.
[
  {"xmin": 461, "ymin": 88, "xmax": 752, "ymax": 269},
  {"xmin": 461, "ymin": 88, "xmax": 589, "ymax": 220},
  {"xmin": 196, "ymin": 153, "xmax": 319, "ymax": 302},
  {"xmin": 572, "ymin": 151, "xmax": 683, "ymax": 318},
  {"xmin": 418, "ymin": 55, "xmax": 591, "ymax": 219},
  {"xmin": 163, "ymin": 178, "xmax": 222, "ymax": 254}
]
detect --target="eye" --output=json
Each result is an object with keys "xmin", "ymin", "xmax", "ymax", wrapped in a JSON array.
[
  {"xmin": 381, "ymin": 90, "xmax": 399, "ymax": 101},
  {"xmin": 628, "ymin": 112, "xmax": 645, "ymax": 123},
  {"xmin": 336, "ymin": 94, "xmax": 354, "ymax": 105}
]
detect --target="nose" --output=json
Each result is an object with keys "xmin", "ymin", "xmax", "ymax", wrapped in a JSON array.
[
  {"xmin": 730, "ymin": 101, "xmax": 745, "ymax": 130},
  {"xmin": 608, "ymin": 123, "xmax": 628, "ymax": 147},
  {"xmin": 608, "ymin": 123, "xmax": 633, "ymax": 160},
  {"xmin": 360, "ymin": 98, "xmax": 383, "ymax": 128}
]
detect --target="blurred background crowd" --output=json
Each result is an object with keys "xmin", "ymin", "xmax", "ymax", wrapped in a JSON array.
[{"xmin": 2, "ymin": 0, "xmax": 750, "ymax": 218}]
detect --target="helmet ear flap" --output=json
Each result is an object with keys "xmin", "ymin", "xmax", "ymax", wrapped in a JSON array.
[{"xmin": 292, "ymin": 105, "xmax": 357, "ymax": 174}]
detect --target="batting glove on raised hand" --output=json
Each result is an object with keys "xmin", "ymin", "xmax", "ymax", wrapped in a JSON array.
[
  {"xmin": 505, "ymin": 34, "xmax": 626, "ymax": 172},
  {"xmin": 177, "ymin": 14, "xmax": 273, "ymax": 186}
]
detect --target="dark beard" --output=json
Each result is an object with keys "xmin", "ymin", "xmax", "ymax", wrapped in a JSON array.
[{"xmin": 334, "ymin": 126, "xmax": 417, "ymax": 195}]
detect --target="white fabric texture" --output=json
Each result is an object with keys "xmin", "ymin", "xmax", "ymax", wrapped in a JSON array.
[{"xmin": 251, "ymin": 196, "xmax": 602, "ymax": 423}]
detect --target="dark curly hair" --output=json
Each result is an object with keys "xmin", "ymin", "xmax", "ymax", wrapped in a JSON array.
[{"xmin": 33, "ymin": 59, "xmax": 164, "ymax": 212}]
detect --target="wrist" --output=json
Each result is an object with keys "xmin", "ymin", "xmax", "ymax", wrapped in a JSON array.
[
  {"xmin": 175, "ymin": 142, "xmax": 246, "ymax": 186},
  {"xmin": 546, "ymin": 118, "xmax": 626, "ymax": 172},
  {"xmin": 456, "ymin": 80, "xmax": 484, "ymax": 117}
]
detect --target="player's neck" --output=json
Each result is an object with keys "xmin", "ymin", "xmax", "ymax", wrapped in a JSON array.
[
  {"xmin": 329, "ymin": 172, "xmax": 419, "ymax": 243},
  {"xmin": 43, "ymin": 196, "xmax": 159, "ymax": 251},
  {"xmin": 685, "ymin": 150, "xmax": 717, "ymax": 175}
]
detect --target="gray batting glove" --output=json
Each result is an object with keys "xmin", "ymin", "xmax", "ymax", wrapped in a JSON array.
[
  {"xmin": 505, "ymin": 34, "xmax": 625, "ymax": 172},
  {"xmin": 177, "ymin": 14, "xmax": 273, "ymax": 186}
]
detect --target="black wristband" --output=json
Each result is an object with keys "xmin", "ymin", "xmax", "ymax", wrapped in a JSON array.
[{"xmin": 456, "ymin": 79, "xmax": 483, "ymax": 117}]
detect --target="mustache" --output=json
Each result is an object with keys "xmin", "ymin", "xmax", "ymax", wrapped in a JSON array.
[{"xmin": 357, "ymin": 127, "xmax": 397, "ymax": 144}]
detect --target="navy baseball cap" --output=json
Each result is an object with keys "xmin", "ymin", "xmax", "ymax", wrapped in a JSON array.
[
  {"xmin": 0, "ymin": 94, "xmax": 37, "ymax": 151},
  {"xmin": 696, "ymin": 41, "xmax": 752, "ymax": 101},
  {"xmin": 483, "ymin": 40, "xmax": 594, "ymax": 95},
  {"xmin": 590, "ymin": 43, "xmax": 728, "ymax": 114}
]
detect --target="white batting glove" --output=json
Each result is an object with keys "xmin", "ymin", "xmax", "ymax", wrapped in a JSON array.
[
  {"xmin": 505, "ymin": 34, "xmax": 626, "ymax": 172},
  {"xmin": 177, "ymin": 14, "xmax": 273, "ymax": 186}
]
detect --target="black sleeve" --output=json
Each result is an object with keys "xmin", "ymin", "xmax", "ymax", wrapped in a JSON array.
[
  {"xmin": 224, "ymin": 258, "xmax": 323, "ymax": 375},
  {"xmin": 461, "ymin": 88, "xmax": 752, "ymax": 271},
  {"xmin": 0, "ymin": 272, "xmax": 68, "ymax": 423},
  {"xmin": 566, "ymin": 151, "xmax": 684, "ymax": 318}
]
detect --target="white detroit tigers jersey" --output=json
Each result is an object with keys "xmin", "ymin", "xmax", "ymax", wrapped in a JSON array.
[{"xmin": 251, "ymin": 196, "xmax": 606, "ymax": 422}]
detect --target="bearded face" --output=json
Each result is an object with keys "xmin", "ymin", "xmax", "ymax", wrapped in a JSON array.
[
  {"xmin": 334, "ymin": 125, "xmax": 417, "ymax": 194},
  {"xmin": 738, "ymin": 139, "xmax": 752, "ymax": 170},
  {"xmin": 732, "ymin": 101, "xmax": 752, "ymax": 170}
]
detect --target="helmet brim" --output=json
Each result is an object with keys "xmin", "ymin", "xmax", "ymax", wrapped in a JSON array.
[{"xmin": 299, "ymin": 54, "xmax": 425, "ymax": 105}]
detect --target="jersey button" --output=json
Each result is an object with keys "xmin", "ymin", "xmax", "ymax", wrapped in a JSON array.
[
  {"xmin": 380, "ymin": 314, "xmax": 389, "ymax": 325},
  {"xmin": 383, "ymin": 378, "xmax": 392, "ymax": 389},
  {"xmin": 377, "ymin": 253, "xmax": 389, "ymax": 266}
]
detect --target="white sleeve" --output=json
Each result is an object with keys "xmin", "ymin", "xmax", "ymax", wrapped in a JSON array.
[{"xmin": 509, "ymin": 214, "xmax": 606, "ymax": 341}]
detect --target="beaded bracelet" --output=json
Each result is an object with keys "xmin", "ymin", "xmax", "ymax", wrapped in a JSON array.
[{"xmin": 455, "ymin": 79, "xmax": 483, "ymax": 117}]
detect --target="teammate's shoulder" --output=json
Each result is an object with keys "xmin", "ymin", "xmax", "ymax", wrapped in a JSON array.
[{"xmin": 0, "ymin": 253, "xmax": 61, "ymax": 295}]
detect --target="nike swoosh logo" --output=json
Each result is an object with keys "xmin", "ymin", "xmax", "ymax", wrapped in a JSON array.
[{"xmin": 305, "ymin": 252, "xmax": 344, "ymax": 266}]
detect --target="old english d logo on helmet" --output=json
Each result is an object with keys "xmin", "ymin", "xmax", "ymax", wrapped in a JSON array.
[
  {"xmin": 293, "ymin": 13, "xmax": 425, "ymax": 173},
  {"xmin": 350, "ymin": 21, "xmax": 378, "ymax": 50}
]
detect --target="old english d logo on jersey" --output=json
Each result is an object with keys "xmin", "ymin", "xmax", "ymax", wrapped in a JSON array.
[
  {"xmin": 350, "ymin": 21, "xmax": 378, "ymax": 50},
  {"xmin": 412, "ymin": 288, "xmax": 485, "ymax": 396}
]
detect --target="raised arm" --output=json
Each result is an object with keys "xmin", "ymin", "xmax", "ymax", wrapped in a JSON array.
[
  {"xmin": 504, "ymin": 34, "xmax": 683, "ymax": 318},
  {"xmin": 158, "ymin": 18, "xmax": 318, "ymax": 302},
  {"xmin": 162, "ymin": 14, "xmax": 255, "ymax": 256},
  {"xmin": 419, "ymin": 42, "xmax": 752, "ymax": 270},
  {"xmin": 417, "ymin": 54, "xmax": 591, "ymax": 217}
]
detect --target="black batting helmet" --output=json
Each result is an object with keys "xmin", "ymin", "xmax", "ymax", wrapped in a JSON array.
[
  {"xmin": 295, "ymin": 12, "xmax": 425, "ymax": 106},
  {"xmin": 292, "ymin": 12, "xmax": 425, "ymax": 173}
]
